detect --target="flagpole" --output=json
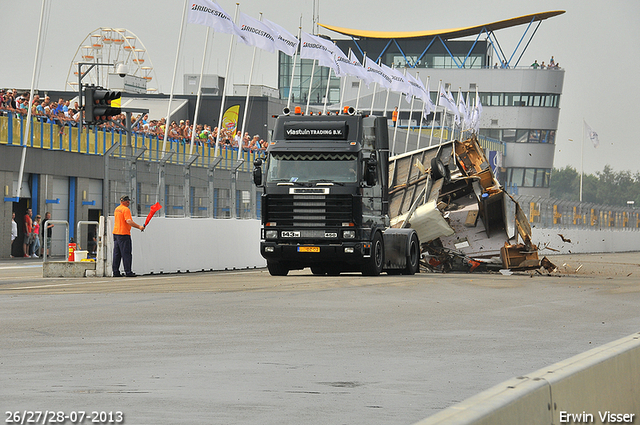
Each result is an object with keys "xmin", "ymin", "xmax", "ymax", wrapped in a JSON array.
[
  {"xmin": 457, "ymin": 87, "xmax": 462, "ymax": 140},
  {"xmin": 339, "ymin": 47, "xmax": 351, "ymax": 112},
  {"xmin": 305, "ymin": 60, "xmax": 316, "ymax": 114},
  {"xmin": 383, "ymin": 64, "xmax": 394, "ymax": 118},
  {"xmin": 322, "ymin": 66, "xmax": 332, "ymax": 113},
  {"xmin": 215, "ymin": 3, "xmax": 240, "ymax": 157},
  {"xmin": 190, "ymin": 27, "xmax": 212, "ymax": 156},
  {"xmin": 580, "ymin": 119, "xmax": 584, "ymax": 202},
  {"xmin": 17, "ymin": 0, "xmax": 46, "ymax": 200},
  {"xmin": 391, "ymin": 69, "xmax": 405, "ymax": 155},
  {"xmin": 287, "ymin": 24, "xmax": 302, "ymax": 110},
  {"xmin": 429, "ymin": 80, "xmax": 441, "ymax": 147},
  {"xmin": 464, "ymin": 91, "xmax": 470, "ymax": 139},
  {"xmin": 404, "ymin": 93, "xmax": 415, "ymax": 153},
  {"xmin": 239, "ymin": 12, "xmax": 262, "ymax": 153},
  {"xmin": 354, "ymin": 51, "xmax": 365, "ymax": 113},
  {"xmin": 369, "ymin": 58, "xmax": 381, "ymax": 115},
  {"xmin": 416, "ymin": 75, "xmax": 429, "ymax": 150},
  {"xmin": 440, "ymin": 107, "xmax": 446, "ymax": 145},
  {"xmin": 163, "ymin": 0, "xmax": 188, "ymax": 153}
]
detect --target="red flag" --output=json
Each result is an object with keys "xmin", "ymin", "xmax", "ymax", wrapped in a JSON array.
[{"xmin": 145, "ymin": 202, "xmax": 162, "ymax": 227}]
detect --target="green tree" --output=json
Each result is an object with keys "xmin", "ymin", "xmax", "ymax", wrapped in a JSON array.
[{"xmin": 549, "ymin": 166, "xmax": 580, "ymax": 201}]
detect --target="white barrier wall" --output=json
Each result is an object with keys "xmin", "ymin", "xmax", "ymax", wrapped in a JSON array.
[
  {"xmin": 413, "ymin": 332, "xmax": 640, "ymax": 425},
  {"xmin": 106, "ymin": 217, "xmax": 266, "ymax": 276},
  {"xmin": 533, "ymin": 228, "xmax": 640, "ymax": 255}
]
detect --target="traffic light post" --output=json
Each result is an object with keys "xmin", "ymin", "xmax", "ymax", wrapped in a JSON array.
[
  {"xmin": 76, "ymin": 62, "xmax": 148, "ymax": 155},
  {"xmin": 76, "ymin": 62, "xmax": 112, "ymax": 121},
  {"xmin": 84, "ymin": 86, "xmax": 122, "ymax": 125}
]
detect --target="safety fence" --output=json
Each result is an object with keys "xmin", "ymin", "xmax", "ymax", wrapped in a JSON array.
[
  {"xmin": 514, "ymin": 194, "xmax": 640, "ymax": 231},
  {"xmin": 105, "ymin": 147, "xmax": 261, "ymax": 221},
  {"xmin": 0, "ymin": 111, "xmax": 262, "ymax": 173}
]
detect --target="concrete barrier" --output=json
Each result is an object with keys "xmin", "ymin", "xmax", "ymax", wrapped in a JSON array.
[
  {"xmin": 105, "ymin": 217, "xmax": 266, "ymax": 276},
  {"xmin": 533, "ymin": 228, "xmax": 640, "ymax": 255},
  {"xmin": 414, "ymin": 332, "xmax": 640, "ymax": 425}
]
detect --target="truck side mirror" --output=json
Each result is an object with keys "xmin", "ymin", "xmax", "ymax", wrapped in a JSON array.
[
  {"xmin": 364, "ymin": 154, "xmax": 377, "ymax": 186},
  {"xmin": 253, "ymin": 158, "xmax": 263, "ymax": 186}
]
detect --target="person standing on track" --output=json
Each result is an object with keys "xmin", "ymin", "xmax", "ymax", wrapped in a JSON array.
[{"xmin": 112, "ymin": 195, "xmax": 145, "ymax": 277}]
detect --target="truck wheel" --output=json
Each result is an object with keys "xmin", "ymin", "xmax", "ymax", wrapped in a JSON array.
[
  {"xmin": 362, "ymin": 231, "xmax": 384, "ymax": 276},
  {"xmin": 402, "ymin": 233, "xmax": 420, "ymax": 275},
  {"xmin": 267, "ymin": 261, "xmax": 289, "ymax": 276},
  {"xmin": 430, "ymin": 157, "xmax": 447, "ymax": 181}
]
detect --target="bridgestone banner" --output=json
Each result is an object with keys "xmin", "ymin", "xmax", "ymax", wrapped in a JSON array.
[
  {"xmin": 237, "ymin": 12, "xmax": 277, "ymax": 53},
  {"xmin": 264, "ymin": 18, "xmax": 299, "ymax": 57},
  {"xmin": 188, "ymin": 0, "xmax": 243, "ymax": 38},
  {"xmin": 300, "ymin": 31, "xmax": 338, "ymax": 73}
]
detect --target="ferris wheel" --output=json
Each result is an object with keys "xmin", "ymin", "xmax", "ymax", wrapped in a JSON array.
[{"xmin": 66, "ymin": 27, "xmax": 159, "ymax": 93}]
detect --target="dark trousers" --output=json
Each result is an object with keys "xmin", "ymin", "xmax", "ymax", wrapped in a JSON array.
[{"xmin": 113, "ymin": 234, "xmax": 132, "ymax": 276}]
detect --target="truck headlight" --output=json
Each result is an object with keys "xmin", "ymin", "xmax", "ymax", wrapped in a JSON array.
[
  {"xmin": 344, "ymin": 247, "xmax": 354, "ymax": 253},
  {"xmin": 265, "ymin": 230, "xmax": 278, "ymax": 239},
  {"xmin": 265, "ymin": 246, "xmax": 275, "ymax": 253},
  {"xmin": 343, "ymin": 230, "xmax": 356, "ymax": 239}
]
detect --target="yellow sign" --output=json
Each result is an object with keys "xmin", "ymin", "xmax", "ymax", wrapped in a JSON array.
[{"xmin": 222, "ymin": 105, "xmax": 240, "ymax": 133}]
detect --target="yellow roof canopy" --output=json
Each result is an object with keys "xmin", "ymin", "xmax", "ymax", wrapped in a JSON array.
[{"xmin": 318, "ymin": 11, "xmax": 565, "ymax": 40}]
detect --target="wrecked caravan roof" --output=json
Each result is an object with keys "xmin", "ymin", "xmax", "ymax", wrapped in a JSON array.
[{"xmin": 388, "ymin": 136, "xmax": 539, "ymax": 271}]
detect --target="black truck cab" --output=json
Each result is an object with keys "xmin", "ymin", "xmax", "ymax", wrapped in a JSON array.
[{"xmin": 254, "ymin": 110, "xmax": 419, "ymax": 276}]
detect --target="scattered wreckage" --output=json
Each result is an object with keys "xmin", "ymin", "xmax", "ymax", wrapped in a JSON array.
[{"xmin": 388, "ymin": 136, "xmax": 554, "ymax": 273}]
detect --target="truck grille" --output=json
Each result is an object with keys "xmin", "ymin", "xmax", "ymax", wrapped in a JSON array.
[{"xmin": 266, "ymin": 194, "xmax": 354, "ymax": 227}]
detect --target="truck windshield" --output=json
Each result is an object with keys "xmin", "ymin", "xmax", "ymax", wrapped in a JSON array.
[{"xmin": 266, "ymin": 152, "xmax": 358, "ymax": 184}]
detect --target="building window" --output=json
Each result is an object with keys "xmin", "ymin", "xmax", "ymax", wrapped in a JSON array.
[
  {"xmin": 516, "ymin": 130, "xmax": 529, "ymax": 143},
  {"xmin": 502, "ymin": 129, "xmax": 516, "ymax": 143},
  {"xmin": 529, "ymin": 130, "xmax": 540, "ymax": 143},
  {"xmin": 507, "ymin": 167, "xmax": 551, "ymax": 188},
  {"xmin": 478, "ymin": 92, "xmax": 560, "ymax": 108}
]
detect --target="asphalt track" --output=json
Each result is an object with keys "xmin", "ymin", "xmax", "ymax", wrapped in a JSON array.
[{"xmin": 1, "ymin": 252, "xmax": 640, "ymax": 425}]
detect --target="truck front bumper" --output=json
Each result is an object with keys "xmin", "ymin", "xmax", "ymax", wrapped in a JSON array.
[{"xmin": 260, "ymin": 241, "xmax": 372, "ymax": 265}]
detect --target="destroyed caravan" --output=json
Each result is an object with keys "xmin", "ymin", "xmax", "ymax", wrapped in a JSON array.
[{"xmin": 252, "ymin": 108, "xmax": 420, "ymax": 277}]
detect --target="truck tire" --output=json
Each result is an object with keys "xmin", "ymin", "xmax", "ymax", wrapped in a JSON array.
[
  {"xmin": 362, "ymin": 231, "xmax": 384, "ymax": 276},
  {"xmin": 430, "ymin": 157, "xmax": 448, "ymax": 181},
  {"xmin": 267, "ymin": 261, "xmax": 289, "ymax": 276},
  {"xmin": 402, "ymin": 233, "xmax": 420, "ymax": 275}
]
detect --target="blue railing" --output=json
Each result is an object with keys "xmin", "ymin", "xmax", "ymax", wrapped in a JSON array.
[{"xmin": 0, "ymin": 111, "xmax": 263, "ymax": 172}]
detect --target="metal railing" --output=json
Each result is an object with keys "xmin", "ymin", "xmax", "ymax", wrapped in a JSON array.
[
  {"xmin": 43, "ymin": 220, "xmax": 69, "ymax": 262},
  {"xmin": 514, "ymin": 195, "xmax": 640, "ymax": 231},
  {"xmin": 0, "ymin": 111, "xmax": 264, "ymax": 172}
]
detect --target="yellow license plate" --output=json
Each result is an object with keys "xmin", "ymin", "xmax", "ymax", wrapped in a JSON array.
[{"xmin": 298, "ymin": 246, "xmax": 320, "ymax": 253}]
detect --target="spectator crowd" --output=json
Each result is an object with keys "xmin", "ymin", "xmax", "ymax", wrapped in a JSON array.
[{"xmin": 1, "ymin": 88, "xmax": 267, "ymax": 152}]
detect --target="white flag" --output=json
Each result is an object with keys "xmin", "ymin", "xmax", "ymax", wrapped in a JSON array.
[
  {"xmin": 584, "ymin": 121, "xmax": 599, "ymax": 148},
  {"xmin": 333, "ymin": 46, "xmax": 361, "ymax": 78},
  {"xmin": 471, "ymin": 92, "xmax": 483, "ymax": 132},
  {"xmin": 458, "ymin": 91, "xmax": 467, "ymax": 122},
  {"xmin": 364, "ymin": 56, "xmax": 392, "ymax": 89},
  {"xmin": 422, "ymin": 79, "xmax": 434, "ymax": 119},
  {"xmin": 348, "ymin": 51, "xmax": 372, "ymax": 84},
  {"xmin": 438, "ymin": 85, "xmax": 459, "ymax": 120},
  {"xmin": 237, "ymin": 13, "xmax": 277, "ymax": 53},
  {"xmin": 300, "ymin": 32, "xmax": 337, "ymax": 73},
  {"xmin": 188, "ymin": 0, "xmax": 242, "ymax": 38},
  {"xmin": 385, "ymin": 65, "xmax": 410, "ymax": 96},
  {"xmin": 406, "ymin": 72, "xmax": 428, "ymax": 104},
  {"xmin": 264, "ymin": 19, "xmax": 299, "ymax": 57}
]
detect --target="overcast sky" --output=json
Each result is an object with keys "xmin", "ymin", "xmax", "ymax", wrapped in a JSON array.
[{"xmin": 3, "ymin": 0, "xmax": 639, "ymax": 175}]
